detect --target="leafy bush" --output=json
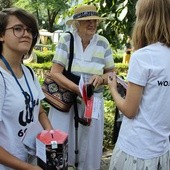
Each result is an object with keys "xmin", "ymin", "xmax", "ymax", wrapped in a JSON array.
[
  {"xmin": 113, "ymin": 51, "xmax": 124, "ymax": 63},
  {"xmin": 103, "ymin": 85, "xmax": 113, "ymax": 101},
  {"xmin": 103, "ymin": 100, "xmax": 115, "ymax": 151},
  {"xmin": 115, "ymin": 63, "xmax": 128, "ymax": 75},
  {"xmin": 26, "ymin": 62, "xmax": 52, "ymax": 70},
  {"xmin": 41, "ymin": 100, "xmax": 50, "ymax": 113},
  {"xmin": 34, "ymin": 49, "xmax": 54, "ymax": 63}
]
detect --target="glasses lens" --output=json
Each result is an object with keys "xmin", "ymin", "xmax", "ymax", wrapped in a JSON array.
[
  {"xmin": 26, "ymin": 28, "xmax": 35, "ymax": 38},
  {"xmin": 13, "ymin": 25, "xmax": 24, "ymax": 38},
  {"xmin": 13, "ymin": 25, "xmax": 36, "ymax": 38}
]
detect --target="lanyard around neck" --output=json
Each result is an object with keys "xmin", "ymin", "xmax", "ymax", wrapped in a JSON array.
[{"xmin": 0, "ymin": 54, "xmax": 34, "ymax": 108}]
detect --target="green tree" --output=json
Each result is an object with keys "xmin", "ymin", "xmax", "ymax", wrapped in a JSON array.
[
  {"xmin": 14, "ymin": 0, "xmax": 70, "ymax": 32},
  {"xmin": 0, "ymin": 0, "xmax": 12, "ymax": 10},
  {"xmin": 83, "ymin": 0, "xmax": 137, "ymax": 50},
  {"xmin": 9, "ymin": 0, "xmax": 137, "ymax": 49}
]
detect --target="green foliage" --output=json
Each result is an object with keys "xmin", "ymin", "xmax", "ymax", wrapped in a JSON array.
[
  {"xmin": 83, "ymin": 0, "xmax": 137, "ymax": 50},
  {"xmin": 41, "ymin": 100, "xmax": 50, "ymax": 113},
  {"xmin": 103, "ymin": 85, "xmax": 113, "ymax": 101},
  {"xmin": 13, "ymin": 0, "xmax": 70, "ymax": 31},
  {"xmin": 14, "ymin": 0, "xmax": 33, "ymax": 11},
  {"xmin": 38, "ymin": 76, "xmax": 46, "ymax": 85},
  {"xmin": 103, "ymin": 100, "xmax": 115, "ymax": 151},
  {"xmin": 113, "ymin": 50, "xmax": 124, "ymax": 63},
  {"xmin": 115, "ymin": 63, "xmax": 128, "ymax": 77},
  {"xmin": 102, "ymin": 62, "xmax": 128, "ymax": 150},
  {"xmin": 34, "ymin": 49, "xmax": 54, "ymax": 63},
  {"xmin": 11, "ymin": 0, "xmax": 137, "ymax": 50},
  {"xmin": 26, "ymin": 62, "xmax": 52, "ymax": 70},
  {"xmin": 0, "ymin": 0, "xmax": 11, "ymax": 10}
]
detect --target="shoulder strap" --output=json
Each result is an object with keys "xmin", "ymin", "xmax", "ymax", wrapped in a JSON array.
[
  {"xmin": 65, "ymin": 31, "xmax": 74, "ymax": 72},
  {"xmin": 0, "ymin": 71, "xmax": 6, "ymax": 94},
  {"xmin": 25, "ymin": 66, "xmax": 34, "ymax": 80},
  {"xmin": 0, "ymin": 71, "xmax": 6, "ymax": 113}
]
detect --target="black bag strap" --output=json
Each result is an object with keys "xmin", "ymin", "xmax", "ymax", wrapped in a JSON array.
[
  {"xmin": 112, "ymin": 81, "xmax": 126, "ymax": 144},
  {"xmin": 65, "ymin": 31, "xmax": 74, "ymax": 72},
  {"xmin": 0, "ymin": 71, "xmax": 6, "ymax": 99},
  {"xmin": 26, "ymin": 65, "xmax": 34, "ymax": 80},
  {"xmin": 0, "ymin": 71, "xmax": 6, "ymax": 89},
  {"xmin": 112, "ymin": 107, "xmax": 120, "ymax": 144}
]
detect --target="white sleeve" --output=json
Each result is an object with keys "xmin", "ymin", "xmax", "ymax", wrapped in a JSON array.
[
  {"xmin": 34, "ymin": 75, "xmax": 45, "ymax": 100},
  {"xmin": 127, "ymin": 50, "xmax": 151, "ymax": 86},
  {"xmin": 24, "ymin": 66, "xmax": 45, "ymax": 100},
  {"xmin": 0, "ymin": 72, "xmax": 5, "ymax": 121}
]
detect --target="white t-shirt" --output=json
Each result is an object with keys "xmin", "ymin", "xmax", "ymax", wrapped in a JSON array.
[
  {"xmin": 0, "ymin": 65, "xmax": 44, "ymax": 170},
  {"xmin": 117, "ymin": 42, "xmax": 170, "ymax": 159}
]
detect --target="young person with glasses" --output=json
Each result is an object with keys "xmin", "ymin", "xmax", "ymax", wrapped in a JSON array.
[{"xmin": 0, "ymin": 7, "xmax": 53, "ymax": 170}]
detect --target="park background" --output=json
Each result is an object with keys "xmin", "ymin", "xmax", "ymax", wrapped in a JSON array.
[{"xmin": 0, "ymin": 0, "xmax": 137, "ymax": 151}]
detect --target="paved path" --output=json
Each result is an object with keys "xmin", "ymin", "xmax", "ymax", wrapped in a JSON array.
[
  {"xmin": 68, "ymin": 150, "xmax": 112, "ymax": 170},
  {"xmin": 100, "ymin": 150, "xmax": 112, "ymax": 170}
]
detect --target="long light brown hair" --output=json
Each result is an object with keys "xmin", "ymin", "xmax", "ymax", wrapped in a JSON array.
[{"xmin": 132, "ymin": 0, "xmax": 170, "ymax": 50}]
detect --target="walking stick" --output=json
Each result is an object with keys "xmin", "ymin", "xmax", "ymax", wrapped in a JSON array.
[
  {"xmin": 74, "ymin": 101, "xmax": 79, "ymax": 170},
  {"xmin": 73, "ymin": 100, "xmax": 90, "ymax": 170}
]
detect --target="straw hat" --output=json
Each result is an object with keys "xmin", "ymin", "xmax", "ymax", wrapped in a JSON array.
[{"xmin": 66, "ymin": 4, "xmax": 105, "ymax": 26}]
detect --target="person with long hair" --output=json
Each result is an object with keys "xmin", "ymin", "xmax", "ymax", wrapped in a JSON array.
[{"xmin": 109, "ymin": 0, "xmax": 170, "ymax": 169}]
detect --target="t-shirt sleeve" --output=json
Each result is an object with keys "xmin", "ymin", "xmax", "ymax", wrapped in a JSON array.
[
  {"xmin": 34, "ymin": 76, "xmax": 45, "ymax": 100},
  {"xmin": 102, "ymin": 37, "xmax": 114, "ymax": 70},
  {"xmin": 104, "ymin": 48, "xmax": 114, "ymax": 70},
  {"xmin": 25, "ymin": 66, "xmax": 45, "ymax": 100},
  {"xmin": 52, "ymin": 33, "xmax": 70, "ymax": 67},
  {"xmin": 127, "ymin": 50, "xmax": 151, "ymax": 86},
  {"xmin": 0, "ymin": 73, "xmax": 5, "ymax": 121}
]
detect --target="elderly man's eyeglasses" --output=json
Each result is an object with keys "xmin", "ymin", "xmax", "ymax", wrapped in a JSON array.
[{"xmin": 5, "ymin": 25, "xmax": 37, "ymax": 39}]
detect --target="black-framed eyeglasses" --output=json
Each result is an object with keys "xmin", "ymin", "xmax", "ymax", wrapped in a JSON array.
[{"xmin": 5, "ymin": 25, "xmax": 37, "ymax": 39}]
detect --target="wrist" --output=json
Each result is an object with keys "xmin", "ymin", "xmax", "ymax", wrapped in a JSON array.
[{"xmin": 99, "ymin": 75, "xmax": 104, "ymax": 84}]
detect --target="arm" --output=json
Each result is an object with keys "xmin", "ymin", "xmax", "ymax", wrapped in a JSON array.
[
  {"xmin": 50, "ymin": 63, "xmax": 80, "ymax": 96},
  {"xmin": 102, "ymin": 68, "xmax": 115, "ymax": 85},
  {"xmin": 0, "ymin": 147, "xmax": 42, "ymax": 170},
  {"xmin": 38, "ymin": 105, "xmax": 53, "ymax": 130},
  {"xmin": 89, "ymin": 68, "xmax": 114, "ymax": 88},
  {"xmin": 108, "ymin": 73, "xmax": 143, "ymax": 119}
]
